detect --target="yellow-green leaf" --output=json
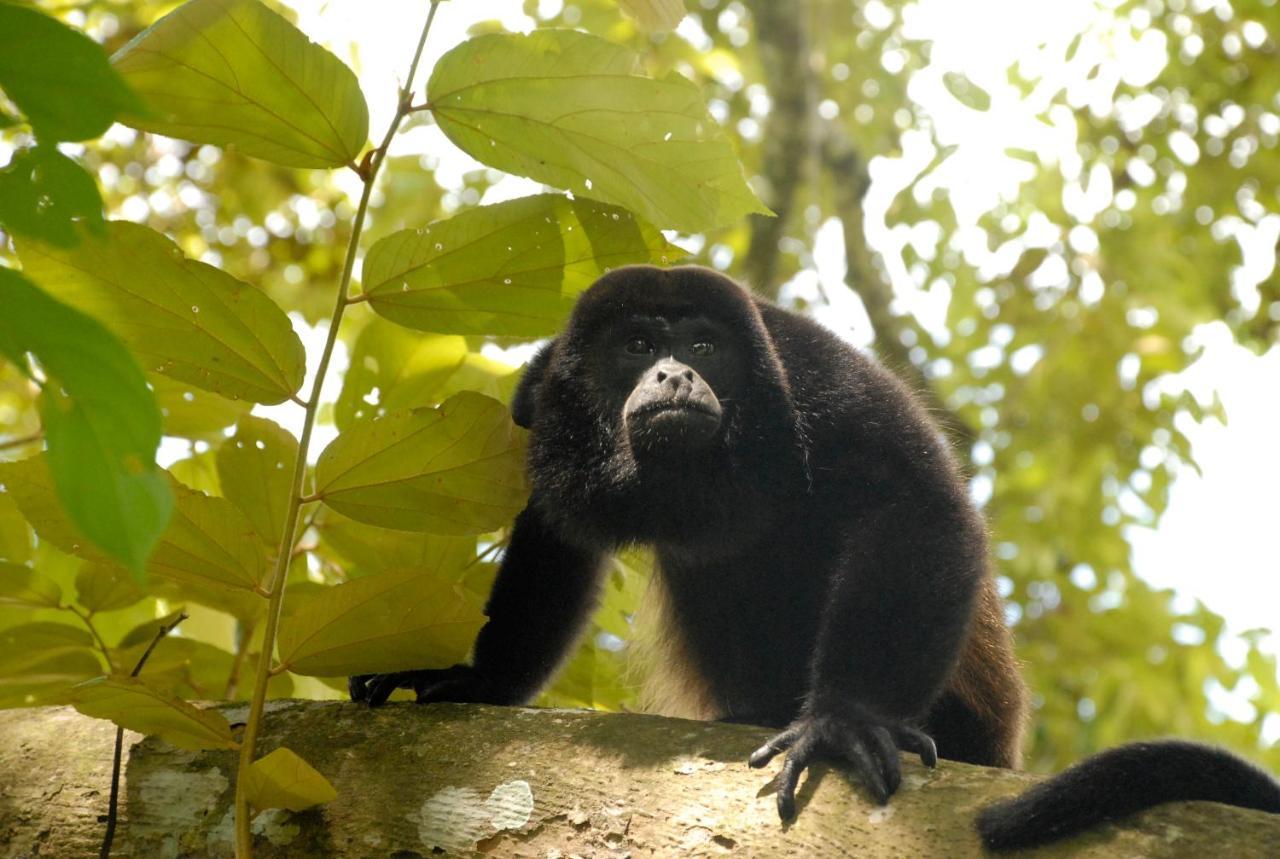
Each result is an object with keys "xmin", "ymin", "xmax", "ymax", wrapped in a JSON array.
[
  {"xmin": 215, "ymin": 416, "xmax": 298, "ymax": 543},
  {"xmin": 943, "ymin": 71, "xmax": 991, "ymax": 111},
  {"xmin": 112, "ymin": 0, "xmax": 368, "ymax": 168},
  {"xmin": 277, "ymin": 568, "xmax": 484, "ymax": 676},
  {"xmin": 317, "ymin": 510, "xmax": 477, "ymax": 578},
  {"xmin": 151, "ymin": 374, "xmax": 252, "ymax": 440},
  {"xmin": 75, "ymin": 564, "xmax": 146, "ymax": 613},
  {"xmin": 362, "ymin": 194, "xmax": 682, "ymax": 336},
  {"xmin": 149, "ymin": 478, "xmax": 269, "ymax": 594},
  {"xmin": 0, "ymin": 624, "xmax": 105, "ymax": 707},
  {"xmin": 0, "ymin": 493, "xmax": 34, "ymax": 564},
  {"xmin": 428, "ymin": 30, "xmax": 768, "ymax": 233},
  {"xmin": 243, "ymin": 747, "xmax": 337, "ymax": 815},
  {"xmin": 0, "ymin": 457, "xmax": 268, "ymax": 594},
  {"xmin": 618, "ymin": 0, "xmax": 687, "ymax": 32},
  {"xmin": 0, "ymin": 561, "xmax": 62, "ymax": 608},
  {"xmin": 0, "ymin": 623, "xmax": 101, "ymax": 675},
  {"xmin": 65, "ymin": 675, "xmax": 237, "ymax": 750},
  {"xmin": 334, "ymin": 321, "xmax": 467, "ymax": 430},
  {"xmin": 18, "ymin": 221, "xmax": 305, "ymax": 404},
  {"xmin": 314, "ymin": 392, "xmax": 528, "ymax": 535}
]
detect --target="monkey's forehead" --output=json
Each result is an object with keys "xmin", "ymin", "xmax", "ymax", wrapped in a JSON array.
[{"xmin": 569, "ymin": 265, "xmax": 759, "ymax": 332}]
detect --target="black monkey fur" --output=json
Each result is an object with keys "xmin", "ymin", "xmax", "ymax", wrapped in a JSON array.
[{"xmin": 350, "ymin": 265, "xmax": 1279, "ymax": 848}]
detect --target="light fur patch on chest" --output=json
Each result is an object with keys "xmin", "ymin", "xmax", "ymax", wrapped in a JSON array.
[{"xmin": 629, "ymin": 572, "xmax": 722, "ymax": 721}]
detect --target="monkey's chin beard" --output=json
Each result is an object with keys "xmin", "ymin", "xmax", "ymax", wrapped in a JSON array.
[{"xmin": 625, "ymin": 403, "xmax": 722, "ymax": 452}]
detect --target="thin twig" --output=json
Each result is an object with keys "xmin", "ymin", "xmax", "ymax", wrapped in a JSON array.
[
  {"xmin": 231, "ymin": 4, "xmax": 446, "ymax": 855},
  {"xmin": 66, "ymin": 606, "xmax": 117, "ymax": 673},
  {"xmin": 0, "ymin": 430, "xmax": 42, "ymax": 452},
  {"xmin": 99, "ymin": 612, "xmax": 188, "ymax": 859}
]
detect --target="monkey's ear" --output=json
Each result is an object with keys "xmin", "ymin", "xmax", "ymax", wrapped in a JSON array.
[{"xmin": 511, "ymin": 340, "xmax": 556, "ymax": 429}]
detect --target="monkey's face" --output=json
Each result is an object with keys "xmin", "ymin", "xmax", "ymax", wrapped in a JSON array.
[{"xmin": 602, "ymin": 316, "xmax": 744, "ymax": 452}]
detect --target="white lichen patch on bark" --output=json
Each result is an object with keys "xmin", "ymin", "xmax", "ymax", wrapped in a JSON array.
[
  {"xmin": 868, "ymin": 806, "xmax": 895, "ymax": 824},
  {"xmin": 410, "ymin": 780, "xmax": 535, "ymax": 852},
  {"xmin": 252, "ymin": 808, "xmax": 301, "ymax": 845}
]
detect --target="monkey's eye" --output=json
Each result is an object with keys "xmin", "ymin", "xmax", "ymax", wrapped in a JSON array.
[
  {"xmin": 624, "ymin": 337, "xmax": 655, "ymax": 355},
  {"xmin": 690, "ymin": 341, "xmax": 716, "ymax": 357}
]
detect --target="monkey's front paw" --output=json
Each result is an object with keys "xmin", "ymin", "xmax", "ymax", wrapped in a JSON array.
[
  {"xmin": 348, "ymin": 664, "xmax": 490, "ymax": 707},
  {"xmin": 748, "ymin": 712, "xmax": 937, "ymax": 821}
]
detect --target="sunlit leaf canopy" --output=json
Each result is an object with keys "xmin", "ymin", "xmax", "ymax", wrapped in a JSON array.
[{"xmin": 0, "ymin": 0, "xmax": 1275, "ymax": 777}]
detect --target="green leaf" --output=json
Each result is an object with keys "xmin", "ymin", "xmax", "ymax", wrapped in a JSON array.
[
  {"xmin": 0, "ymin": 146, "xmax": 105, "ymax": 247},
  {"xmin": 243, "ymin": 747, "xmax": 337, "ymax": 816},
  {"xmin": 942, "ymin": 71, "xmax": 991, "ymax": 111},
  {"xmin": 277, "ymin": 568, "xmax": 484, "ymax": 676},
  {"xmin": 428, "ymin": 30, "xmax": 768, "ymax": 233},
  {"xmin": 0, "ymin": 457, "xmax": 95, "ymax": 560},
  {"xmin": 215, "ymin": 416, "xmax": 298, "ymax": 543},
  {"xmin": 147, "ymin": 477, "xmax": 269, "ymax": 594},
  {"xmin": 17, "ymin": 221, "xmax": 306, "ymax": 404},
  {"xmin": 314, "ymin": 392, "xmax": 528, "ymax": 534},
  {"xmin": 111, "ymin": 0, "xmax": 369, "ymax": 168},
  {"xmin": 0, "ymin": 2, "xmax": 142, "ymax": 141},
  {"xmin": 1011, "ymin": 247, "xmax": 1049, "ymax": 281},
  {"xmin": 0, "ymin": 269, "xmax": 172, "ymax": 577},
  {"xmin": 75, "ymin": 563, "xmax": 146, "ymax": 613},
  {"xmin": 335, "ymin": 321, "xmax": 467, "ymax": 430},
  {"xmin": 363, "ymin": 194, "xmax": 682, "ymax": 336},
  {"xmin": 618, "ymin": 0, "xmax": 687, "ymax": 32},
  {"xmin": 0, "ymin": 622, "xmax": 99, "ymax": 674},
  {"xmin": 168, "ymin": 451, "xmax": 222, "ymax": 495},
  {"xmin": 65, "ymin": 675, "xmax": 238, "ymax": 750},
  {"xmin": 0, "ymin": 457, "xmax": 268, "ymax": 594},
  {"xmin": 0, "ymin": 623, "xmax": 104, "ymax": 707},
  {"xmin": 0, "ymin": 493, "xmax": 34, "ymax": 564},
  {"xmin": 316, "ymin": 510, "xmax": 476, "ymax": 578},
  {"xmin": 0, "ymin": 561, "xmax": 62, "ymax": 608},
  {"xmin": 151, "ymin": 374, "xmax": 252, "ymax": 440}
]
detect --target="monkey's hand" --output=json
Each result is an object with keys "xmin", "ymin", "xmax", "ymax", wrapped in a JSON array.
[
  {"xmin": 348, "ymin": 665, "xmax": 497, "ymax": 707},
  {"xmin": 748, "ymin": 710, "xmax": 937, "ymax": 821}
]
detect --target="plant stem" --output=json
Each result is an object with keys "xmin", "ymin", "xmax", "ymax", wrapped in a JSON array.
[
  {"xmin": 66, "ymin": 606, "xmax": 116, "ymax": 673},
  {"xmin": 100, "ymin": 612, "xmax": 187, "ymax": 859},
  {"xmin": 231, "ymin": 4, "xmax": 443, "ymax": 855},
  {"xmin": 0, "ymin": 430, "xmax": 42, "ymax": 452}
]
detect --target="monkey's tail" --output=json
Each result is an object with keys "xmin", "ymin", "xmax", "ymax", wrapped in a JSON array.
[{"xmin": 975, "ymin": 739, "xmax": 1280, "ymax": 851}]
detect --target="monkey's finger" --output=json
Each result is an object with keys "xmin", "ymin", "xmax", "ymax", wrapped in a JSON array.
[
  {"xmin": 414, "ymin": 677, "xmax": 471, "ymax": 704},
  {"xmin": 867, "ymin": 727, "xmax": 902, "ymax": 797},
  {"xmin": 843, "ymin": 733, "xmax": 891, "ymax": 805},
  {"xmin": 365, "ymin": 673, "xmax": 407, "ymax": 707},
  {"xmin": 348, "ymin": 674, "xmax": 372, "ymax": 702},
  {"xmin": 893, "ymin": 726, "xmax": 938, "ymax": 768},
  {"xmin": 775, "ymin": 738, "xmax": 815, "ymax": 821},
  {"xmin": 749, "ymin": 723, "xmax": 804, "ymax": 768}
]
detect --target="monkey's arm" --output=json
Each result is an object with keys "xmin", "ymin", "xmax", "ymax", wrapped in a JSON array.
[
  {"xmin": 350, "ymin": 504, "xmax": 605, "ymax": 706},
  {"xmin": 751, "ymin": 486, "xmax": 982, "ymax": 817}
]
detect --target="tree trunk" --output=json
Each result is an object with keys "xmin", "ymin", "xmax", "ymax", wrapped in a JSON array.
[{"xmin": 0, "ymin": 702, "xmax": 1275, "ymax": 857}]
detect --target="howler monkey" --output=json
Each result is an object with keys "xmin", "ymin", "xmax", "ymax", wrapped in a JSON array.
[{"xmin": 351, "ymin": 265, "xmax": 1279, "ymax": 848}]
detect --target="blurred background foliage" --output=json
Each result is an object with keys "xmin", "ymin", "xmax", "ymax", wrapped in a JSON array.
[{"xmin": 0, "ymin": 0, "xmax": 1276, "ymax": 775}]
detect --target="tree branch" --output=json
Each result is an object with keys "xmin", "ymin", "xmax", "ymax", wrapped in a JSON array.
[
  {"xmin": 821, "ymin": 122, "xmax": 977, "ymax": 455},
  {"xmin": 740, "ymin": 0, "xmax": 818, "ymax": 297},
  {"xmin": 2, "ymin": 703, "xmax": 1274, "ymax": 857}
]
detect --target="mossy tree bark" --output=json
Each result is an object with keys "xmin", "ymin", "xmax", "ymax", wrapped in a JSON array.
[{"xmin": 0, "ymin": 702, "xmax": 1275, "ymax": 857}]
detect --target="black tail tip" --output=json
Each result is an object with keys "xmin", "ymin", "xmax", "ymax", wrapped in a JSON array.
[{"xmin": 975, "ymin": 798, "xmax": 1031, "ymax": 852}]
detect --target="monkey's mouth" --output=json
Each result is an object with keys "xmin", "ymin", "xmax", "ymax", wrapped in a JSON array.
[{"xmin": 630, "ymin": 400, "xmax": 721, "ymax": 421}]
